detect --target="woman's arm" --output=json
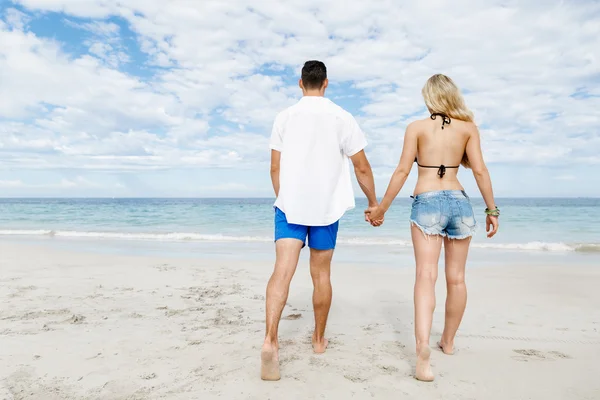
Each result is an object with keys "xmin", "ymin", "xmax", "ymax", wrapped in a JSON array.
[
  {"xmin": 367, "ymin": 123, "xmax": 418, "ymax": 221},
  {"xmin": 465, "ymin": 125, "xmax": 496, "ymax": 210}
]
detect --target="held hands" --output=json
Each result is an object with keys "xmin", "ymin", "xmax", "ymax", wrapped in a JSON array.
[{"xmin": 364, "ymin": 205, "xmax": 385, "ymax": 227}]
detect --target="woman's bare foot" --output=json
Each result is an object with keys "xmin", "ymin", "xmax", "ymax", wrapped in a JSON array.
[
  {"xmin": 260, "ymin": 344, "xmax": 280, "ymax": 381},
  {"xmin": 312, "ymin": 336, "xmax": 329, "ymax": 354},
  {"xmin": 415, "ymin": 346, "xmax": 434, "ymax": 382},
  {"xmin": 437, "ymin": 340, "xmax": 454, "ymax": 355}
]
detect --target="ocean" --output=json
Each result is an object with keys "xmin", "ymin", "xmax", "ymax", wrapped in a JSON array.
[{"xmin": 0, "ymin": 198, "xmax": 598, "ymax": 266}]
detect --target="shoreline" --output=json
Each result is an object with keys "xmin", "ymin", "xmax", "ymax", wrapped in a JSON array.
[
  {"xmin": 0, "ymin": 235, "xmax": 598, "ymax": 269},
  {"xmin": 1, "ymin": 228, "xmax": 599, "ymax": 253},
  {"xmin": 1, "ymin": 241, "xmax": 599, "ymax": 399}
]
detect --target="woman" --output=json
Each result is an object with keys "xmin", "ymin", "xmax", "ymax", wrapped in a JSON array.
[{"xmin": 366, "ymin": 74, "xmax": 499, "ymax": 382}]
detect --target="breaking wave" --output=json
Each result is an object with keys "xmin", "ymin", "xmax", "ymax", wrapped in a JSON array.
[{"xmin": 0, "ymin": 229, "xmax": 598, "ymax": 253}]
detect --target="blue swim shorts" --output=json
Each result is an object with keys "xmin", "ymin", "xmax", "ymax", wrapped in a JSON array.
[
  {"xmin": 410, "ymin": 190, "xmax": 477, "ymax": 239},
  {"xmin": 274, "ymin": 207, "xmax": 339, "ymax": 250}
]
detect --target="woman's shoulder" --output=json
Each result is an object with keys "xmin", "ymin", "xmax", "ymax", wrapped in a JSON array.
[
  {"xmin": 406, "ymin": 118, "xmax": 429, "ymax": 130},
  {"xmin": 448, "ymin": 118, "xmax": 478, "ymax": 135},
  {"xmin": 459, "ymin": 120, "xmax": 479, "ymax": 134},
  {"xmin": 411, "ymin": 117, "xmax": 430, "ymax": 125}
]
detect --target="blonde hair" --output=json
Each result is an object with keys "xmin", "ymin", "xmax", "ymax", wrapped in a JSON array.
[{"xmin": 422, "ymin": 74, "xmax": 474, "ymax": 168}]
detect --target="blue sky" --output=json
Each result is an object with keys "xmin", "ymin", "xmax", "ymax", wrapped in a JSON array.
[{"xmin": 1, "ymin": 0, "xmax": 599, "ymax": 197}]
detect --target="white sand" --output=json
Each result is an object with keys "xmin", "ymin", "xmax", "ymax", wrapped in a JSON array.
[{"xmin": 0, "ymin": 241, "xmax": 599, "ymax": 399}]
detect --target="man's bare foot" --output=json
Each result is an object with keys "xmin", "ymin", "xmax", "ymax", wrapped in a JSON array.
[
  {"xmin": 312, "ymin": 336, "xmax": 329, "ymax": 354},
  {"xmin": 437, "ymin": 340, "xmax": 454, "ymax": 355},
  {"xmin": 415, "ymin": 346, "xmax": 434, "ymax": 382},
  {"xmin": 260, "ymin": 345, "xmax": 280, "ymax": 381}
]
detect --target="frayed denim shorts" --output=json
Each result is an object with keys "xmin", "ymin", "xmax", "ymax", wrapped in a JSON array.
[{"xmin": 410, "ymin": 190, "xmax": 476, "ymax": 239}]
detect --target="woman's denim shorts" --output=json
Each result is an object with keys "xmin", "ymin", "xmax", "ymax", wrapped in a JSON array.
[{"xmin": 410, "ymin": 190, "xmax": 477, "ymax": 239}]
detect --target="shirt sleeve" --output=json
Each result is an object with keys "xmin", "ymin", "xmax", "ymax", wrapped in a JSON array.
[
  {"xmin": 342, "ymin": 114, "xmax": 368, "ymax": 157},
  {"xmin": 269, "ymin": 112, "xmax": 284, "ymax": 152}
]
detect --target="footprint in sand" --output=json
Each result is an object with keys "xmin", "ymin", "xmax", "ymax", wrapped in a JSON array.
[
  {"xmin": 309, "ymin": 356, "xmax": 329, "ymax": 367},
  {"xmin": 68, "ymin": 314, "xmax": 86, "ymax": 324},
  {"xmin": 343, "ymin": 374, "xmax": 368, "ymax": 383},
  {"xmin": 280, "ymin": 339, "xmax": 297, "ymax": 347},
  {"xmin": 512, "ymin": 349, "xmax": 572, "ymax": 362},
  {"xmin": 378, "ymin": 365, "xmax": 399, "ymax": 375},
  {"xmin": 155, "ymin": 264, "xmax": 176, "ymax": 272},
  {"xmin": 361, "ymin": 323, "xmax": 382, "ymax": 333},
  {"xmin": 8, "ymin": 285, "xmax": 38, "ymax": 299},
  {"xmin": 212, "ymin": 308, "xmax": 248, "ymax": 327},
  {"xmin": 282, "ymin": 313, "xmax": 302, "ymax": 320},
  {"xmin": 281, "ymin": 354, "xmax": 301, "ymax": 365},
  {"xmin": 548, "ymin": 351, "xmax": 572, "ymax": 359},
  {"xmin": 380, "ymin": 341, "xmax": 413, "ymax": 360}
]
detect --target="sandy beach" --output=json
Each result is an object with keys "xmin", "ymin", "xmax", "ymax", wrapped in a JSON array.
[{"xmin": 0, "ymin": 241, "xmax": 599, "ymax": 399}]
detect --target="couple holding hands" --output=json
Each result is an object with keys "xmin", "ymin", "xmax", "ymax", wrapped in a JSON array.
[{"xmin": 262, "ymin": 60, "xmax": 499, "ymax": 382}]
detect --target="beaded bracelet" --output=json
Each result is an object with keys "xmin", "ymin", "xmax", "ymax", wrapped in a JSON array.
[{"xmin": 485, "ymin": 207, "xmax": 500, "ymax": 217}]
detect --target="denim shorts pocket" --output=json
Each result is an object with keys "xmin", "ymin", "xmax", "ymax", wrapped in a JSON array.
[
  {"xmin": 411, "ymin": 199, "xmax": 442, "ymax": 228},
  {"xmin": 458, "ymin": 200, "xmax": 476, "ymax": 228}
]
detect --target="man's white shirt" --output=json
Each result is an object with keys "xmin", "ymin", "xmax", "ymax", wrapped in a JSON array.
[{"xmin": 270, "ymin": 96, "xmax": 367, "ymax": 226}]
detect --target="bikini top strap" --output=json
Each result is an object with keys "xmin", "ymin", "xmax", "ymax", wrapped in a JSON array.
[
  {"xmin": 430, "ymin": 113, "xmax": 451, "ymax": 129},
  {"xmin": 415, "ymin": 158, "xmax": 459, "ymax": 178}
]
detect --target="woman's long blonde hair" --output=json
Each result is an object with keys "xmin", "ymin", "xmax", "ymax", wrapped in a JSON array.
[{"xmin": 422, "ymin": 74, "xmax": 474, "ymax": 168}]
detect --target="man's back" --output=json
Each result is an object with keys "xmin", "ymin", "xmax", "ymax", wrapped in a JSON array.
[{"xmin": 270, "ymin": 96, "xmax": 367, "ymax": 226}]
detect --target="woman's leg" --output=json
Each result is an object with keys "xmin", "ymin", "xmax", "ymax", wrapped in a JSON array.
[
  {"xmin": 439, "ymin": 236, "xmax": 471, "ymax": 354},
  {"xmin": 411, "ymin": 224, "xmax": 443, "ymax": 381}
]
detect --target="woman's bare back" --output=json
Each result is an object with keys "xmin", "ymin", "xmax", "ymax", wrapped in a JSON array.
[{"xmin": 413, "ymin": 117, "xmax": 473, "ymax": 196}]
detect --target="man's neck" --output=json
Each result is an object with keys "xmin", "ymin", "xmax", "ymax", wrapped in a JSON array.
[{"xmin": 303, "ymin": 90, "xmax": 324, "ymax": 97}]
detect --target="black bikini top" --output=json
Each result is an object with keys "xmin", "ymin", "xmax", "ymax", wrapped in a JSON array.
[{"xmin": 414, "ymin": 113, "xmax": 459, "ymax": 178}]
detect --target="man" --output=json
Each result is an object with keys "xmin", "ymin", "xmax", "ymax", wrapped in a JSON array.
[{"xmin": 261, "ymin": 60, "xmax": 378, "ymax": 381}]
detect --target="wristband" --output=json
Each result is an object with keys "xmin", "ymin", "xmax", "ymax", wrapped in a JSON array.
[{"xmin": 485, "ymin": 207, "xmax": 500, "ymax": 217}]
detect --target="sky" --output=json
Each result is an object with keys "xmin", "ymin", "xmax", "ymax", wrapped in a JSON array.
[{"xmin": 0, "ymin": 0, "xmax": 599, "ymax": 198}]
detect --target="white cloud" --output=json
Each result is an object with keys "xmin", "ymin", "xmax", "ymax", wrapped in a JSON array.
[
  {"xmin": 4, "ymin": 7, "xmax": 30, "ymax": 30},
  {"xmin": 0, "ymin": 176, "xmax": 111, "ymax": 189},
  {"xmin": 555, "ymin": 175, "xmax": 577, "ymax": 181},
  {"xmin": 201, "ymin": 182, "xmax": 250, "ymax": 192},
  {"xmin": 87, "ymin": 41, "xmax": 129, "ymax": 67},
  {"xmin": 80, "ymin": 20, "xmax": 120, "ymax": 36},
  {"xmin": 0, "ymin": 179, "xmax": 23, "ymax": 188},
  {"xmin": 1, "ymin": 0, "xmax": 599, "ymax": 196}
]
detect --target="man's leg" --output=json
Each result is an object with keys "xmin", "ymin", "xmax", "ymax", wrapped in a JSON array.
[
  {"xmin": 307, "ymin": 220, "xmax": 338, "ymax": 354},
  {"xmin": 310, "ymin": 248, "xmax": 334, "ymax": 353},
  {"xmin": 261, "ymin": 238, "xmax": 303, "ymax": 380}
]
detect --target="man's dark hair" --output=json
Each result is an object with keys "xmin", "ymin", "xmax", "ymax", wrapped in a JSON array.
[{"xmin": 301, "ymin": 60, "xmax": 327, "ymax": 89}]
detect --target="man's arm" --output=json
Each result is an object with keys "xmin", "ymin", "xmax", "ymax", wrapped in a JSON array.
[
  {"xmin": 350, "ymin": 150, "xmax": 377, "ymax": 207},
  {"xmin": 270, "ymin": 150, "xmax": 281, "ymax": 197}
]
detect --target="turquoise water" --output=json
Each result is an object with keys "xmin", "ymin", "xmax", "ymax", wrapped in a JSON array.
[{"xmin": 0, "ymin": 198, "xmax": 599, "ymax": 254}]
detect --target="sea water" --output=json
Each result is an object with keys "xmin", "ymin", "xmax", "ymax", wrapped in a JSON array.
[{"xmin": 0, "ymin": 198, "xmax": 598, "ymax": 267}]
